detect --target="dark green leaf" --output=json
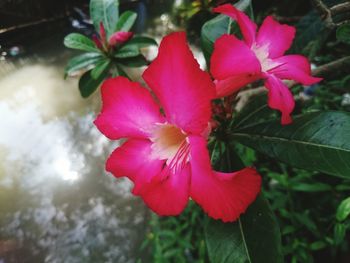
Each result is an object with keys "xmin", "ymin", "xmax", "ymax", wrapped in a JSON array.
[
  {"xmin": 113, "ymin": 65, "xmax": 130, "ymax": 78},
  {"xmin": 310, "ymin": 241, "xmax": 327, "ymax": 251},
  {"xmin": 90, "ymin": 0, "xmax": 119, "ymax": 37},
  {"xmin": 290, "ymin": 182, "xmax": 332, "ymax": 192},
  {"xmin": 91, "ymin": 59, "xmax": 111, "ymax": 79},
  {"xmin": 205, "ymin": 195, "xmax": 283, "ymax": 263},
  {"xmin": 64, "ymin": 33, "xmax": 98, "ymax": 52},
  {"xmin": 114, "ymin": 45, "xmax": 140, "ymax": 58},
  {"xmin": 336, "ymin": 197, "xmax": 350, "ymax": 221},
  {"xmin": 116, "ymin": 11, "xmax": 137, "ymax": 32},
  {"xmin": 334, "ymin": 223, "xmax": 346, "ymax": 245},
  {"xmin": 200, "ymin": 0, "xmax": 252, "ymax": 65},
  {"xmin": 65, "ymin": 52, "xmax": 102, "ymax": 77},
  {"xmin": 232, "ymin": 111, "xmax": 350, "ymax": 178},
  {"xmin": 79, "ymin": 68, "xmax": 109, "ymax": 98},
  {"xmin": 124, "ymin": 36, "xmax": 158, "ymax": 49},
  {"xmin": 232, "ymin": 93, "xmax": 275, "ymax": 129},
  {"xmin": 336, "ymin": 23, "xmax": 350, "ymax": 45},
  {"xmin": 117, "ymin": 55, "xmax": 148, "ymax": 67}
]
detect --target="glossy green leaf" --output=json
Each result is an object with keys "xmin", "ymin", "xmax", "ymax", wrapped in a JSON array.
[
  {"xmin": 200, "ymin": 0, "xmax": 252, "ymax": 65},
  {"xmin": 336, "ymin": 197, "xmax": 350, "ymax": 221},
  {"xmin": 114, "ymin": 45, "xmax": 140, "ymax": 58},
  {"xmin": 64, "ymin": 33, "xmax": 98, "ymax": 52},
  {"xmin": 205, "ymin": 195, "xmax": 283, "ymax": 263},
  {"xmin": 336, "ymin": 23, "xmax": 350, "ymax": 45},
  {"xmin": 116, "ymin": 11, "xmax": 137, "ymax": 32},
  {"xmin": 124, "ymin": 36, "xmax": 158, "ymax": 49},
  {"xmin": 112, "ymin": 65, "xmax": 129, "ymax": 78},
  {"xmin": 91, "ymin": 59, "xmax": 111, "ymax": 79},
  {"xmin": 117, "ymin": 55, "xmax": 148, "ymax": 67},
  {"xmin": 90, "ymin": 0, "xmax": 119, "ymax": 37},
  {"xmin": 290, "ymin": 182, "xmax": 332, "ymax": 192},
  {"xmin": 79, "ymin": 68, "xmax": 109, "ymax": 98},
  {"xmin": 334, "ymin": 223, "xmax": 346, "ymax": 245},
  {"xmin": 232, "ymin": 111, "xmax": 350, "ymax": 178},
  {"xmin": 65, "ymin": 52, "xmax": 102, "ymax": 77}
]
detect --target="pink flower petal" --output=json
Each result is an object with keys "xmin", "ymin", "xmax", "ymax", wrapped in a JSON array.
[
  {"xmin": 213, "ymin": 4, "xmax": 257, "ymax": 46},
  {"xmin": 256, "ymin": 16, "xmax": 296, "ymax": 59},
  {"xmin": 99, "ymin": 22, "xmax": 106, "ymax": 44},
  {"xmin": 143, "ymin": 32, "xmax": 215, "ymax": 134},
  {"xmin": 106, "ymin": 139, "xmax": 164, "ymax": 194},
  {"xmin": 140, "ymin": 164, "xmax": 191, "ymax": 216},
  {"xmin": 211, "ymin": 34, "xmax": 261, "ymax": 80},
  {"xmin": 92, "ymin": 34, "xmax": 103, "ymax": 49},
  {"xmin": 268, "ymin": 55, "xmax": 322, "ymax": 85},
  {"xmin": 188, "ymin": 136, "xmax": 261, "ymax": 222},
  {"xmin": 215, "ymin": 73, "xmax": 261, "ymax": 98},
  {"xmin": 94, "ymin": 77, "xmax": 165, "ymax": 140},
  {"xmin": 109, "ymin": 31, "xmax": 134, "ymax": 47},
  {"xmin": 264, "ymin": 74, "xmax": 295, "ymax": 125}
]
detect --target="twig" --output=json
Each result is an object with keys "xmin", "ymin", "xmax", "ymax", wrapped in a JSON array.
[
  {"xmin": 313, "ymin": 56, "xmax": 350, "ymax": 77},
  {"xmin": 311, "ymin": 0, "xmax": 350, "ymax": 28},
  {"xmin": 311, "ymin": 0, "xmax": 335, "ymax": 28},
  {"xmin": 330, "ymin": 2, "xmax": 350, "ymax": 16},
  {"xmin": 0, "ymin": 16, "xmax": 65, "ymax": 34}
]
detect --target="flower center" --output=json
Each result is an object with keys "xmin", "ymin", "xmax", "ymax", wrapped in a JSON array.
[
  {"xmin": 150, "ymin": 123, "xmax": 190, "ymax": 173},
  {"xmin": 251, "ymin": 43, "xmax": 278, "ymax": 72},
  {"xmin": 150, "ymin": 123, "xmax": 188, "ymax": 164}
]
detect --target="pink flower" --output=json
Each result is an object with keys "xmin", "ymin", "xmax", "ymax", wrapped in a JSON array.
[
  {"xmin": 211, "ymin": 4, "xmax": 322, "ymax": 124},
  {"xmin": 94, "ymin": 32, "xmax": 261, "ymax": 222},
  {"xmin": 92, "ymin": 22, "xmax": 133, "ymax": 50},
  {"xmin": 109, "ymin": 31, "xmax": 134, "ymax": 47}
]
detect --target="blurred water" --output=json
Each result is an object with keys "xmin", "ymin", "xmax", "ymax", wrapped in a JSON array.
[
  {"xmin": 0, "ymin": 2, "xmax": 206, "ymax": 261},
  {"xmin": 0, "ymin": 50, "xmax": 150, "ymax": 262}
]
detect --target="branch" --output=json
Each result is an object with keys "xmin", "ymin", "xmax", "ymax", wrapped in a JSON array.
[
  {"xmin": 311, "ymin": 0, "xmax": 334, "ymax": 28},
  {"xmin": 313, "ymin": 56, "xmax": 350, "ymax": 77},
  {"xmin": 311, "ymin": 0, "xmax": 350, "ymax": 28},
  {"xmin": 330, "ymin": 2, "xmax": 350, "ymax": 16}
]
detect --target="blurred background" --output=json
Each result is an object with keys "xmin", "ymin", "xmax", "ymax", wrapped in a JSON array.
[{"xmin": 0, "ymin": 0, "xmax": 349, "ymax": 262}]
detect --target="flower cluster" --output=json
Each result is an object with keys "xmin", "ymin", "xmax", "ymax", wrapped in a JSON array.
[{"xmin": 94, "ymin": 5, "xmax": 320, "ymax": 222}]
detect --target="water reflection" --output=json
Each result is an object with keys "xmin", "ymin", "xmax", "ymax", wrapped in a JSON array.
[{"xmin": 0, "ymin": 63, "xmax": 147, "ymax": 262}]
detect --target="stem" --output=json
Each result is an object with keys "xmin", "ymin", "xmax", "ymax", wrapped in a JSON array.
[
  {"xmin": 330, "ymin": 2, "xmax": 350, "ymax": 16},
  {"xmin": 312, "ymin": 56, "xmax": 350, "ymax": 77}
]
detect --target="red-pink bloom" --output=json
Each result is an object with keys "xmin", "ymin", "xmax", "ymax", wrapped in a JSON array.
[
  {"xmin": 99, "ymin": 22, "xmax": 107, "ymax": 44},
  {"xmin": 109, "ymin": 31, "xmax": 134, "ymax": 47},
  {"xmin": 94, "ymin": 32, "xmax": 261, "ymax": 222},
  {"xmin": 211, "ymin": 4, "xmax": 322, "ymax": 124}
]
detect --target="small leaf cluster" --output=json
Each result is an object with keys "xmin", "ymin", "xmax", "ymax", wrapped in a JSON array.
[{"xmin": 63, "ymin": 0, "xmax": 157, "ymax": 98}]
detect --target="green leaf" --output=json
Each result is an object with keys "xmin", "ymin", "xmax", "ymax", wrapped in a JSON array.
[
  {"xmin": 117, "ymin": 55, "xmax": 148, "ymax": 67},
  {"xmin": 334, "ymin": 223, "xmax": 346, "ymax": 245},
  {"xmin": 114, "ymin": 45, "xmax": 140, "ymax": 58},
  {"xmin": 91, "ymin": 59, "xmax": 111, "ymax": 79},
  {"xmin": 290, "ymin": 182, "xmax": 332, "ymax": 192},
  {"xmin": 336, "ymin": 23, "xmax": 350, "ymax": 45},
  {"xmin": 64, "ymin": 33, "xmax": 98, "ymax": 52},
  {"xmin": 232, "ymin": 111, "xmax": 350, "ymax": 178},
  {"xmin": 336, "ymin": 197, "xmax": 350, "ymax": 221},
  {"xmin": 123, "ymin": 36, "xmax": 158, "ymax": 49},
  {"xmin": 205, "ymin": 195, "xmax": 283, "ymax": 263},
  {"xmin": 78, "ymin": 68, "xmax": 109, "ymax": 98},
  {"xmin": 90, "ymin": 0, "xmax": 119, "ymax": 37},
  {"xmin": 116, "ymin": 11, "xmax": 137, "ymax": 32},
  {"xmin": 65, "ymin": 52, "xmax": 102, "ymax": 77},
  {"xmin": 200, "ymin": 0, "xmax": 252, "ymax": 65},
  {"xmin": 111, "ymin": 65, "xmax": 130, "ymax": 78},
  {"xmin": 310, "ymin": 241, "xmax": 327, "ymax": 251}
]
